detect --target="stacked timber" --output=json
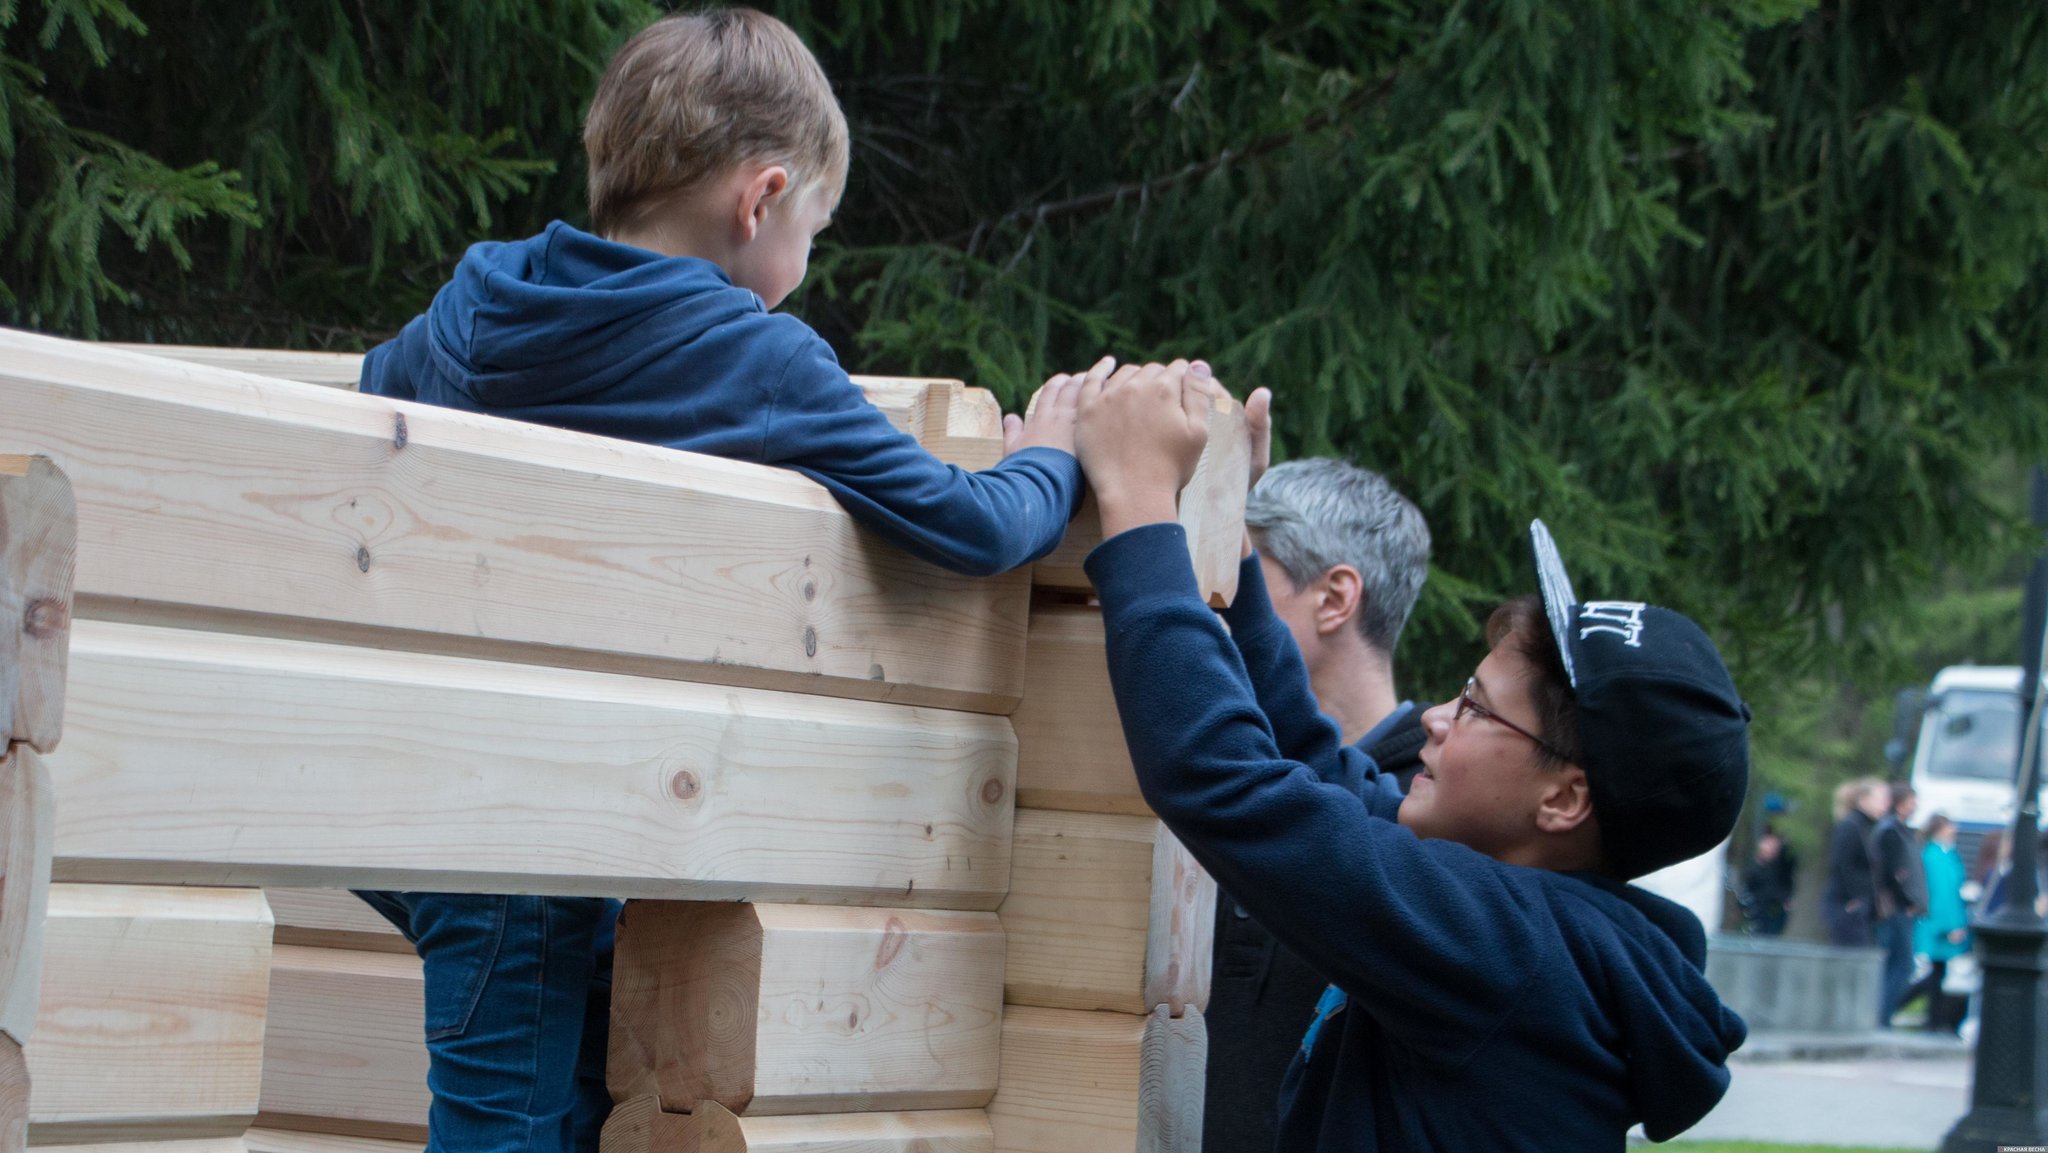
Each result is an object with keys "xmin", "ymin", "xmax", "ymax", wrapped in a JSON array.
[
  {"xmin": 984, "ymin": 391, "xmax": 1246, "ymax": 1153},
  {"xmin": 1, "ymin": 456, "xmax": 72, "ymax": 1153},
  {"xmin": 8, "ymin": 335, "xmax": 1244, "ymax": 1153},
  {"xmin": 3, "ymin": 331, "xmax": 1030, "ymax": 1151}
]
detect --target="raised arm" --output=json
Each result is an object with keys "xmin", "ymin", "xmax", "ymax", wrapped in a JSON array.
[
  {"xmin": 1084, "ymin": 522, "xmax": 1539, "ymax": 1058},
  {"xmin": 1218, "ymin": 550, "xmax": 1391, "ymax": 801},
  {"xmin": 762, "ymin": 330, "xmax": 1085, "ymax": 576}
]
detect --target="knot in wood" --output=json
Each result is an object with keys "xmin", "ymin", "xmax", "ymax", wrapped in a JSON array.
[
  {"xmin": 669, "ymin": 770, "xmax": 702, "ymax": 802},
  {"xmin": 802, "ymin": 626, "xmax": 818, "ymax": 658},
  {"xmin": 22, "ymin": 597, "xmax": 66, "ymax": 639},
  {"xmin": 393, "ymin": 413, "xmax": 409, "ymax": 449},
  {"xmin": 980, "ymin": 777, "xmax": 1006, "ymax": 805},
  {"xmin": 356, "ymin": 546, "xmax": 372, "ymax": 573},
  {"xmin": 875, "ymin": 916, "xmax": 908, "ymax": 970}
]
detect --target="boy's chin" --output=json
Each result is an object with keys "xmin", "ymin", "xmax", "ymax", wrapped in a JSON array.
[{"xmin": 1395, "ymin": 792, "xmax": 1422, "ymax": 832}]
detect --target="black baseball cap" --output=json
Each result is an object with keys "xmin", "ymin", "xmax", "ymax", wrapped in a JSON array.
[{"xmin": 1531, "ymin": 521, "xmax": 1751, "ymax": 880}]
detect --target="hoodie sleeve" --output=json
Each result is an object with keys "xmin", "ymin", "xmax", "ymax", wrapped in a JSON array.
[
  {"xmin": 758, "ymin": 327, "xmax": 1083, "ymax": 577},
  {"xmin": 1218, "ymin": 551, "xmax": 1404, "ymax": 815},
  {"xmin": 1086, "ymin": 523, "xmax": 1544, "ymax": 1064},
  {"xmin": 359, "ymin": 317, "xmax": 427, "ymax": 400}
]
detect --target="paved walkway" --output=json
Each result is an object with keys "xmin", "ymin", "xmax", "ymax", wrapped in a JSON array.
[{"xmin": 1674, "ymin": 1052, "xmax": 1973, "ymax": 1149}]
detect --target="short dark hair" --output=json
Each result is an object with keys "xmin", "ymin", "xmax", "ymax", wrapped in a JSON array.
[
  {"xmin": 1485, "ymin": 594, "xmax": 1581, "ymax": 770},
  {"xmin": 1890, "ymin": 783, "xmax": 1916, "ymax": 814}
]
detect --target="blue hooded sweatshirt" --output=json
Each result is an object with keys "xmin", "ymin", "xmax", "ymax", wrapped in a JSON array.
[
  {"xmin": 1085, "ymin": 526, "xmax": 1747, "ymax": 1152},
  {"xmin": 360, "ymin": 221, "xmax": 1081, "ymax": 576}
]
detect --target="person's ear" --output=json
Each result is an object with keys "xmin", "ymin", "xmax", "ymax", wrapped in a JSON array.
[
  {"xmin": 1534, "ymin": 765, "xmax": 1596, "ymax": 834},
  {"xmin": 1314, "ymin": 565, "xmax": 1363, "ymax": 637},
  {"xmin": 735, "ymin": 165, "xmax": 791, "ymax": 242}
]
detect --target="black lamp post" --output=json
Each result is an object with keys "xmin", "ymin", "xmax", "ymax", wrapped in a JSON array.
[{"xmin": 1942, "ymin": 466, "xmax": 2048, "ymax": 1151}]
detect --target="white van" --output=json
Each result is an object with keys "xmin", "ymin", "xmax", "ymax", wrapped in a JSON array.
[{"xmin": 1909, "ymin": 665, "xmax": 2042, "ymax": 864}]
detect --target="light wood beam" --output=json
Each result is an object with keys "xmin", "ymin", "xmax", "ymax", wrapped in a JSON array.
[
  {"xmin": 51, "ymin": 619, "xmax": 1013, "ymax": 906},
  {"xmin": 3, "ymin": 330, "xmax": 1025, "ymax": 715},
  {"xmin": 23, "ymin": 886, "xmax": 272, "ymax": 1145},
  {"xmin": 0, "ymin": 457, "xmax": 74, "ymax": 755},
  {"xmin": 987, "ymin": 1006, "xmax": 1204, "ymax": 1153},
  {"xmin": 255, "ymin": 946, "xmax": 427, "ymax": 1144},
  {"xmin": 999, "ymin": 810, "xmax": 1212, "ymax": 1016},
  {"xmin": 608, "ymin": 905, "xmax": 1004, "ymax": 1116},
  {"xmin": 0, "ymin": 748, "xmax": 52, "ymax": 1044},
  {"xmin": 599, "ymin": 1096, "xmax": 993, "ymax": 1153}
]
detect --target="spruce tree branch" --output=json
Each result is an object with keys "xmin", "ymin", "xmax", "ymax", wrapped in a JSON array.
[{"xmin": 943, "ymin": 71, "xmax": 1398, "ymax": 248}]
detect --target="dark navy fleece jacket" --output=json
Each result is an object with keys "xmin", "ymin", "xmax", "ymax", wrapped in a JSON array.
[
  {"xmin": 360, "ymin": 221, "xmax": 1081, "ymax": 576},
  {"xmin": 1085, "ymin": 525, "xmax": 1746, "ymax": 1152}
]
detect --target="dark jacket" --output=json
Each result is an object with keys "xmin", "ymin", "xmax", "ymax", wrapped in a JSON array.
[
  {"xmin": 1204, "ymin": 707, "xmax": 1423, "ymax": 1153},
  {"xmin": 1871, "ymin": 815, "xmax": 1926, "ymax": 920},
  {"xmin": 360, "ymin": 221, "xmax": 1081, "ymax": 576},
  {"xmin": 1089, "ymin": 530, "xmax": 1745, "ymax": 1151},
  {"xmin": 1823, "ymin": 811, "xmax": 1880, "ymax": 914}
]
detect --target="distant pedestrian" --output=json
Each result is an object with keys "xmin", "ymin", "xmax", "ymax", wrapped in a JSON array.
[
  {"xmin": 1822, "ymin": 778, "xmax": 1887, "ymax": 947},
  {"xmin": 1903, "ymin": 815, "xmax": 1969, "ymax": 1034},
  {"xmin": 1741, "ymin": 827, "xmax": 1796, "ymax": 936},
  {"xmin": 1871, "ymin": 784, "xmax": 1925, "ymax": 1026},
  {"xmin": 1969, "ymin": 827, "xmax": 2003, "ymax": 889}
]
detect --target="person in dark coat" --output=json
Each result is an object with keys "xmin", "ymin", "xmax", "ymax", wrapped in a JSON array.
[
  {"xmin": 1871, "ymin": 784, "xmax": 1926, "ymax": 1025},
  {"xmin": 1740, "ymin": 827, "xmax": 1797, "ymax": 936},
  {"xmin": 1822, "ymin": 778, "xmax": 1889, "ymax": 946},
  {"xmin": 1203, "ymin": 450, "xmax": 1432, "ymax": 1153}
]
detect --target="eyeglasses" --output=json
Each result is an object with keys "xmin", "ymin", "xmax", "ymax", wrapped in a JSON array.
[{"xmin": 1454, "ymin": 678, "xmax": 1572, "ymax": 762}]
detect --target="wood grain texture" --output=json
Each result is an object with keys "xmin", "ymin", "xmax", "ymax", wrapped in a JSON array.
[
  {"xmin": 102, "ymin": 347, "xmax": 1006, "ymax": 473},
  {"xmin": 599, "ymin": 1096, "xmax": 993, "ymax": 1153},
  {"xmin": 51, "ymin": 619, "xmax": 1014, "ymax": 905},
  {"xmin": 32, "ymin": 1139, "xmax": 249, "ymax": 1153},
  {"xmin": 1030, "ymin": 391, "xmax": 1249, "ymax": 606},
  {"xmin": 24, "ymin": 886, "xmax": 272, "ymax": 1144},
  {"xmin": 0, "ymin": 749, "xmax": 52, "ymax": 1042},
  {"xmin": 1010, "ymin": 607, "xmax": 1142, "ymax": 816},
  {"xmin": 4, "ymin": 330, "xmax": 1025, "ymax": 714},
  {"xmin": 255, "ymin": 946, "xmax": 427, "ymax": 1143},
  {"xmin": 986, "ymin": 1006, "xmax": 1204, "ymax": 1153},
  {"xmin": 998, "ymin": 811, "xmax": 1213, "ymax": 1016},
  {"xmin": 262, "ymin": 892, "xmax": 409, "ymax": 955},
  {"xmin": 608, "ymin": 904, "xmax": 1005, "ymax": 1116},
  {"xmin": 245, "ymin": 1131, "xmax": 413, "ymax": 1153},
  {"xmin": 0, "ymin": 457, "xmax": 75, "ymax": 754},
  {"xmin": 1, "ymin": 1035, "xmax": 24, "ymax": 1153}
]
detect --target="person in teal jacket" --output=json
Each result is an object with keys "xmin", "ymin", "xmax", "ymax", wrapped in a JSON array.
[{"xmin": 1907, "ymin": 814, "xmax": 1971, "ymax": 1034}]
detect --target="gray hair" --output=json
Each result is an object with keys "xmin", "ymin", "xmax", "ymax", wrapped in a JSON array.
[{"xmin": 1246, "ymin": 458, "xmax": 1431, "ymax": 656}]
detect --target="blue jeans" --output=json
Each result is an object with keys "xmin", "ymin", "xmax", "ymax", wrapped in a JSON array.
[
  {"xmin": 355, "ymin": 892, "xmax": 620, "ymax": 1153},
  {"xmin": 1875, "ymin": 911, "xmax": 1916, "ymax": 1027}
]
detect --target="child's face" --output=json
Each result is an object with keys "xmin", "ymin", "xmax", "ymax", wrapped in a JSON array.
[
  {"xmin": 729, "ymin": 174, "xmax": 840, "ymax": 310},
  {"xmin": 1400, "ymin": 641, "xmax": 1564, "ymax": 858}
]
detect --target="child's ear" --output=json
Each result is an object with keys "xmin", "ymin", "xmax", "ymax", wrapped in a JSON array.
[
  {"xmin": 1534, "ymin": 766, "xmax": 1596, "ymax": 834},
  {"xmin": 735, "ymin": 165, "xmax": 792, "ymax": 242}
]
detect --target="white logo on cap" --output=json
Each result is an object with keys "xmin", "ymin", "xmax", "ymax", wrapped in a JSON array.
[{"xmin": 1579, "ymin": 601, "xmax": 1648, "ymax": 647}]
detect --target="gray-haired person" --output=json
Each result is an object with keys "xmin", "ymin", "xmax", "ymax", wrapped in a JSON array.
[{"xmin": 1205, "ymin": 455, "xmax": 1432, "ymax": 1153}]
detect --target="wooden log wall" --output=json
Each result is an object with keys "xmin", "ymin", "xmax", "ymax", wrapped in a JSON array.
[{"xmin": 0, "ymin": 338, "xmax": 1245, "ymax": 1153}]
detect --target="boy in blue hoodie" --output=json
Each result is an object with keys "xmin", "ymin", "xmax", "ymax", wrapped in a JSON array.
[
  {"xmin": 354, "ymin": 11, "xmax": 1090, "ymax": 1153},
  {"xmin": 1069, "ymin": 365, "xmax": 1750, "ymax": 1150}
]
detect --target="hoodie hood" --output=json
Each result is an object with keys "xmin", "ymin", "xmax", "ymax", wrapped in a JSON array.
[
  {"xmin": 425, "ymin": 221, "xmax": 763, "ymax": 408},
  {"xmin": 1583, "ymin": 876, "xmax": 1748, "ymax": 1141}
]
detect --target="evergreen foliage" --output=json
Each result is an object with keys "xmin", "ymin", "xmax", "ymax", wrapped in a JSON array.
[{"xmin": 4, "ymin": 0, "xmax": 2044, "ymax": 717}]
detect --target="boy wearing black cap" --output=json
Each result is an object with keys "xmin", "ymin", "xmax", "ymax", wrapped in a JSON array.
[{"xmin": 1068, "ymin": 363, "xmax": 1749, "ymax": 1150}]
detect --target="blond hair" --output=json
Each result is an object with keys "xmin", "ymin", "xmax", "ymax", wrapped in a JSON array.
[
  {"xmin": 583, "ymin": 8, "xmax": 849, "ymax": 237},
  {"xmin": 1832, "ymin": 776, "xmax": 1888, "ymax": 820}
]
